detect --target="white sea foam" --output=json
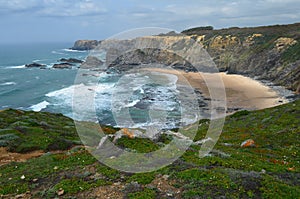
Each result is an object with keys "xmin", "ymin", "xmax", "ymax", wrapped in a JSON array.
[
  {"xmin": 63, "ymin": 49, "xmax": 86, "ymax": 53},
  {"xmin": 0, "ymin": 82, "xmax": 17, "ymax": 86},
  {"xmin": 51, "ymin": 50, "xmax": 66, "ymax": 55},
  {"xmin": 45, "ymin": 83, "xmax": 115, "ymax": 121},
  {"xmin": 30, "ymin": 101, "xmax": 50, "ymax": 112},
  {"xmin": 124, "ymin": 99, "xmax": 140, "ymax": 108},
  {"xmin": 32, "ymin": 59, "xmax": 47, "ymax": 62},
  {"xmin": 6, "ymin": 65, "xmax": 26, "ymax": 69}
]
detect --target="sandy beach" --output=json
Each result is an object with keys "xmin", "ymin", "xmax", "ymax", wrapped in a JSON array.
[{"xmin": 141, "ymin": 68, "xmax": 289, "ymax": 112}]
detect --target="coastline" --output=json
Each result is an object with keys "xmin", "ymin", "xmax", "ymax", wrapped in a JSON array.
[{"xmin": 141, "ymin": 67, "xmax": 292, "ymax": 112}]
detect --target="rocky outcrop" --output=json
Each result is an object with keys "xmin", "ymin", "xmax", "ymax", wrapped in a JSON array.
[
  {"xmin": 80, "ymin": 56, "xmax": 104, "ymax": 69},
  {"xmin": 97, "ymin": 35, "xmax": 215, "ymax": 73},
  {"xmin": 108, "ymin": 48, "xmax": 195, "ymax": 72},
  {"xmin": 274, "ymin": 37, "xmax": 297, "ymax": 52},
  {"xmin": 74, "ymin": 23, "xmax": 300, "ymax": 91},
  {"xmin": 25, "ymin": 63, "xmax": 46, "ymax": 68},
  {"xmin": 52, "ymin": 63, "xmax": 73, "ymax": 69},
  {"xmin": 182, "ymin": 23, "xmax": 300, "ymax": 91},
  {"xmin": 70, "ymin": 40, "xmax": 101, "ymax": 51},
  {"xmin": 58, "ymin": 58, "xmax": 83, "ymax": 64}
]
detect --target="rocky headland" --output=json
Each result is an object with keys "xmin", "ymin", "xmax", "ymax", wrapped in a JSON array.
[
  {"xmin": 1, "ymin": 23, "xmax": 300, "ymax": 199},
  {"xmin": 71, "ymin": 23, "xmax": 300, "ymax": 93},
  {"xmin": 70, "ymin": 40, "xmax": 101, "ymax": 51}
]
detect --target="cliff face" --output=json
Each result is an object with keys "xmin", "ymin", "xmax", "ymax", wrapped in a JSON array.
[
  {"xmin": 71, "ymin": 40, "xmax": 101, "ymax": 50},
  {"xmin": 72, "ymin": 23, "xmax": 300, "ymax": 92},
  {"xmin": 182, "ymin": 23, "xmax": 300, "ymax": 92}
]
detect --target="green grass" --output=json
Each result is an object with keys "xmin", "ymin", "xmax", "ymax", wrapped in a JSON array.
[
  {"xmin": 282, "ymin": 41, "xmax": 300, "ymax": 63},
  {"xmin": 0, "ymin": 100, "xmax": 299, "ymax": 198},
  {"xmin": 0, "ymin": 109, "xmax": 81, "ymax": 153},
  {"xmin": 116, "ymin": 137, "xmax": 160, "ymax": 153},
  {"xmin": 128, "ymin": 188, "xmax": 157, "ymax": 199}
]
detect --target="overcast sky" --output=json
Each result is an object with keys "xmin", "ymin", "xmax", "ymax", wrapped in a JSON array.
[{"xmin": 0, "ymin": 0, "xmax": 299, "ymax": 43}]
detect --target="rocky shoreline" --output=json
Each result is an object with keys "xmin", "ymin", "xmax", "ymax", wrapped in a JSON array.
[{"xmin": 70, "ymin": 23, "xmax": 300, "ymax": 93}]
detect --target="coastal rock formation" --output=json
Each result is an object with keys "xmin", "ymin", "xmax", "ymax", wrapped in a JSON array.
[
  {"xmin": 70, "ymin": 40, "xmax": 101, "ymax": 51},
  {"xmin": 25, "ymin": 63, "xmax": 46, "ymax": 68},
  {"xmin": 80, "ymin": 56, "xmax": 104, "ymax": 69},
  {"xmin": 182, "ymin": 23, "xmax": 300, "ymax": 92},
  {"xmin": 275, "ymin": 37, "xmax": 297, "ymax": 52},
  {"xmin": 73, "ymin": 23, "xmax": 300, "ymax": 91},
  {"xmin": 97, "ymin": 35, "xmax": 213, "ymax": 72},
  {"xmin": 209, "ymin": 35, "xmax": 240, "ymax": 49},
  {"xmin": 108, "ymin": 48, "xmax": 195, "ymax": 72},
  {"xmin": 58, "ymin": 58, "xmax": 83, "ymax": 64},
  {"xmin": 52, "ymin": 63, "xmax": 73, "ymax": 69}
]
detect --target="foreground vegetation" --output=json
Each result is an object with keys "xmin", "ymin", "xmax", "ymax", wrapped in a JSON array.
[{"xmin": 0, "ymin": 99, "xmax": 299, "ymax": 198}]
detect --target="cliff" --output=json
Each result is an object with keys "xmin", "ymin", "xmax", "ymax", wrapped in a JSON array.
[
  {"xmin": 72, "ymin": 23, "xmax": 300, "ymax": 92},
  {"xmin": 182, "ymin": 23, "xmax": 300, "ymax": 92},
  {"xmin": 71, "ymin": 40, "xmax": 101, "ymax": 50}
]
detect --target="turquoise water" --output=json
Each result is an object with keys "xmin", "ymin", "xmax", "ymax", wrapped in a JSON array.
[
  {"xmin": 0, "ymin": 43, "xmax": 195, "ymax": 129},
  {"xmin": 0, "ymin": 42, "xmax": 87, "ymax": 109}
]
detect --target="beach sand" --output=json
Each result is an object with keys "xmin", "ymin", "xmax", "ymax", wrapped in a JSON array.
[{"xmin": 141, "ymin": 68, "xmax": 288, "ymax": 111}]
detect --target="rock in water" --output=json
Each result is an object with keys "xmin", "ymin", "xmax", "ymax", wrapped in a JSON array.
[
  {"xmin": 25, "ymin": 63, "xmax": 46, "ymax": 68},
  {"xmin": 52, "ymin": 63, "xmax": 73, "ymax": 69},
  {"xmin": 71, "ymin": 40, "xmax": 100, "ymax": 50},
  {"xmin": 59, "ymin": 58, "xmax": 83, "ymax": 64}
]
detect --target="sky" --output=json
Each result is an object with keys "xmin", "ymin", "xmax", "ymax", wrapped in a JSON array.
[{"xmin": 0, "ymin": 0, "xmax": 299, "ymax": 43}]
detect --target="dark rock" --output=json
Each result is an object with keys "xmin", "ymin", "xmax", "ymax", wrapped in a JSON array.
[
  {"xmin": 108, "ymin": 48, "xmax": 196, "ymax": 72},
  {"xmin": 59, "ymin": 58, "xmax": 83, "ymax": 64},
  {"xmin": 52, "ymin": 63, "xmax": 73, "ymax": 69},
  {"xmin": 124, "ymin": 182, "xmax": 142, "ymax": 193},
  {"xmin": 25, "ymin": 63, "xmax": 46, "ymax": 68},
  {"xmin": 80, "ymin": 56, "xmax": 104, "ymax": 69},
  {"xmin": 71, "ymin": 40, "xmax": 100, "ymax": 50}
]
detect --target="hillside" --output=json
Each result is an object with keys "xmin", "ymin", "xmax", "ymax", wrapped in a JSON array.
[
  {"xmin": 0, "ymin": 99, "xmax": 299, "ymax": 198},
  {"xmin": 182, "ymin": 23, "xmax": 300, "ymax": 92}
]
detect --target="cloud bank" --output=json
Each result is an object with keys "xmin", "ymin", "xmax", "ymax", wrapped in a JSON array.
[{"xmin": 0, "ymin": 0, "xmax": 299, "ymax": 42}]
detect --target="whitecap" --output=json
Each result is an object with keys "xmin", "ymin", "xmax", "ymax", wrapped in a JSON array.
[
  {"xmin": 139, "ymin": 88, "xmax": 144, "ymax": 94},
  {"xmin": 32, "ymin": 59, "xmax": 47, "ymax": 62},
  {"xmin": 51, "ymin": 50, "xmax": 66, "ymax": 55},
  {"xmin": 124, "ymin": 99, "xmax": 140, "ymax": 108},
  {"xmin": 5, "ymin": 65, "xmax": 26, "ymax": 69},
  {"xmin": 0, "ymin": 82, "xmax": 17, "ymax": 86},
  {"xmin": 30, "ymin": 101, "xmax": 50, "ymax": 112},
  {"xmin": 63, "ymin": 49, "xmax": 86, "ymax": 53},
  {"xmin": 45, "ymin": 83, "xmax": 114, "ymax": 121}
]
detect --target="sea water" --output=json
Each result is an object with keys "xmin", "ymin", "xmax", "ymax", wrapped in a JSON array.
[{"xmin": 0, "ymin": 42, "xmax": 198, "ymax": 129}]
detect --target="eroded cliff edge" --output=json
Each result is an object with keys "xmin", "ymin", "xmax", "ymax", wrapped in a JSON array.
[{"xmin": 71, "ymin": 23, "xmax": 300, "ymax": 92}]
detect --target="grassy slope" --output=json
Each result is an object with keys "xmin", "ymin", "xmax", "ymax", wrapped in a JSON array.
[{"xmin": 0, "ymin": 99, "xmax": 299, "ymax": 198}]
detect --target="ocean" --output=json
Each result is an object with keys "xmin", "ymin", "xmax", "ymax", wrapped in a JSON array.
[
  {"xmin": 0, "ymin": 42, "xmax": 87, "ymax": 110},
  {"xmin": 0, "ymin": 42, "xmax": 199, "ymax": 129}
]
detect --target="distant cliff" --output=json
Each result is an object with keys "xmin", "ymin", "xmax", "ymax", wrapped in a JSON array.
[
  {"xmin": 70, "ymin": 40, "xmax": 101, "ymax": 50},
  {"xmin": 72, "ymin": 23, "xmax": 300, "ymax": 92}
]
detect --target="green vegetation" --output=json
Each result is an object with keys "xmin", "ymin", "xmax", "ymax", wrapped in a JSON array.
[
  {"xmin": 0, "ymin": 109, "xmax": 80, "ymax": 153},
  {"xmin": 0, "ymin": 100, "xmax": 299, "ymax": 198},
  {"xmin": 282, "ymin": 41, "xmax": 300, "ymax": 63},
  {"xmin": 182, "ymin": 26, "xmax": 214, "ymax": 33},
  {"xmin": 116, "ymin": 137, "xmax": 159, "ymax": 153},
  {"xmin": 128, "ymin": 188, "xmax": 157, "ymax": 199},
  {"xmin": 127, "ymin": 172, "xmax": 156, "ymax": 185}
]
